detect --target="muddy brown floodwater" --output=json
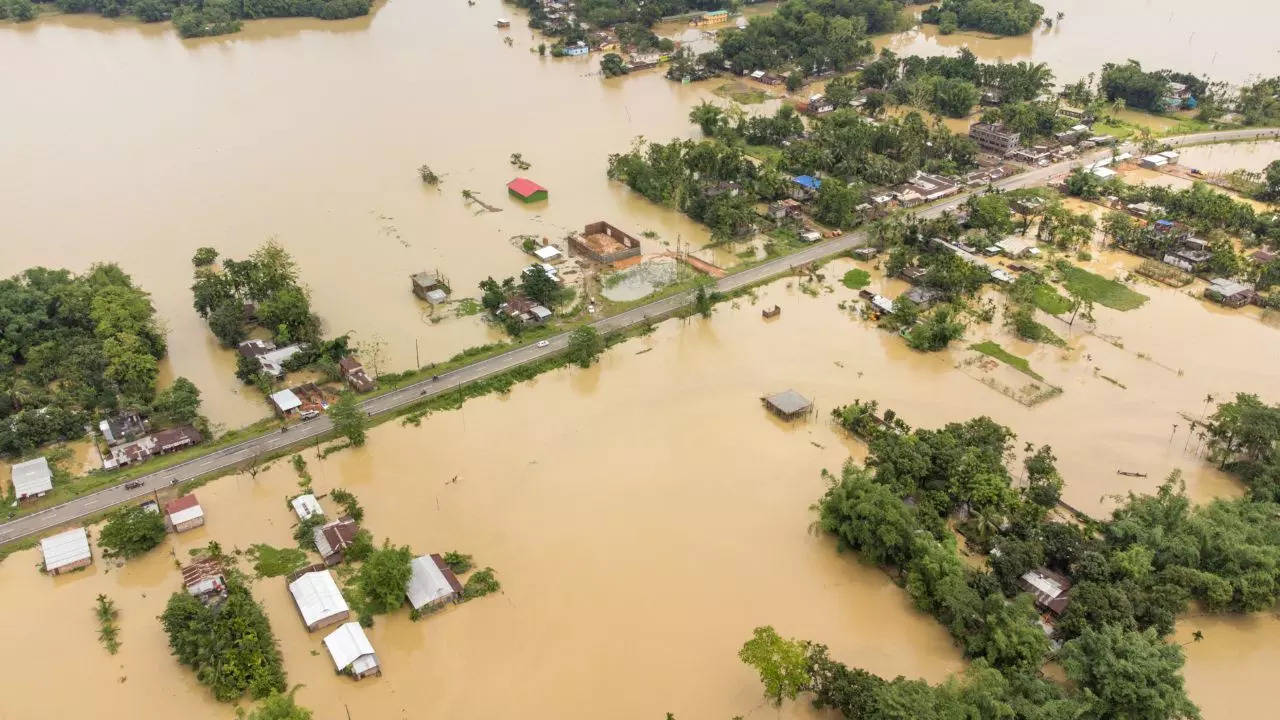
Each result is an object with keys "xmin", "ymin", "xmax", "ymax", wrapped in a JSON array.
[
  {"xmin": 874, "ymin": 0, "xmax": 1280, "ymax": 85},
  {"xmin": 1, "ymin": 257, "xmax": 1276, "ymax": 718}
]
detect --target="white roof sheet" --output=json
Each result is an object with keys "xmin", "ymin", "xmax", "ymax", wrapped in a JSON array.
[
  {"xmin": 288, "ymin": 570, "xmax": 349, "ymax": 627},
  {"xmin": 425, "ymin": 289, "xmax": 447, "ymax": 304},
  {"xmin": 291, "ymin": 494, "xmax": 324, "ymax": 521},
  {"xmin": 323, "ymin": 622, "xmax": 377, "ymax": 672},
  {"xmin": 169, "ymin": 504, "xmax": 204, "ymax": 526},
  {"xmin": 11, "ymin": 456, "xmax": 52, "ymax": 497},
  {"xmin": 406, "ymin": 555, "xmax": 459, "ymax": 610},
  {"xmin": 533, "ymin": 245, "xmax": 561, "ymax": 260},
  {"xmin": 1021, "ymin": 570, "xmax": 1066, "ymax": 598},
  {"xmin": 1091, "ymin": 167, "xmax": 1117, "ymax": 179},
  {"xmin": 40, "ymin": 527, "xmax": 90, "ymax": 571},
  {"xmin": 270, "ymin": 389, "xmax": 302, "ymax": 412}
]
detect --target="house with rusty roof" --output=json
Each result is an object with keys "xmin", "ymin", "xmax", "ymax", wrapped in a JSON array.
[
  {"xmin": 339, "ymin": 356, "xmax": 375, "ymax": 392},
  {"xmin": 181, "ymin": 557, "xmax": 228, "ymax": 605},
  {"xmin": 314, "ymin": 517, "xmax": 360, "ymax": 565}
]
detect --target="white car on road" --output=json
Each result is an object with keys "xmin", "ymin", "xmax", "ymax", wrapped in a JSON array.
[{"xmin": 536, "ymin": 340, "xmax": 550, "ymax": 348}]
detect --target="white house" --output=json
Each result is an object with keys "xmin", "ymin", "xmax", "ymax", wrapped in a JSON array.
[
  {"xmin": 291, "ymin": 494, "xmax": 324, "ymax": 521},
  {"xmin": 533, "ymin": 245, "xmax": 563, "ymax": 263},
  {"xmin": 288, "ymin": 569, "xmax": 350, "ymax": 631},
  {"xmin": 270, "ymin": 388, "xmax": 302, "ymax": 417},
  {"xmin": 40, "ymin": 527, "xmax": 92, "ymax": 575},
  {"xmin": 323, "ymin": 622, "xmax": 381, "ymax": 679},
  {"xmin": 405, "ymin": 554, "xmax": 464, "ymax": 611},
  {"xmin": 11, "ymin": 456, "xmax": 53, "ymax": 500}
]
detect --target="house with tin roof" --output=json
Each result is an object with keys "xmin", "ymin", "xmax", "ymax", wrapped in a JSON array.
[
  {"xmin": 164, "ymin": 494, "xmax": 205, "ymax": 533},
  {"xmin": 11, "ymin": 456, "xmax": 53, "ymax": 501},
  {"xmin": 288, "ymin": 568, "xmax": 351, "ymax": 631},
  {"xmin": 405, "ymin": 554, "xmax": 464, "ymax": 612},
  {"xmin": 323, "ymin": 622, "xmax": 381, "ymax": 679},
  {"xmin": 507, "ymin": 177, "xmax": 548, "ymax": 203},
  {"xmin": 40, "ymin": 527, "xmax": 92, "ymax": 575}
]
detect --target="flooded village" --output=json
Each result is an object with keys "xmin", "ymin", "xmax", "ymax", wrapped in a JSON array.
[{"xmin": 3, "ymin": 0, "xmax": 1280, "ymax": 719}]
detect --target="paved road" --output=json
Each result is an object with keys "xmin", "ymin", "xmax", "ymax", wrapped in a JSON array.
[{"xmin": 4, "ymin": 127, "xmax": 1276, "ymax": 546}]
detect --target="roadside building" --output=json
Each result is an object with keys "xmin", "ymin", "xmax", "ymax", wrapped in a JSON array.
[
  {"xmin": 789, "ymin": 175, "xmax": 821, "ymax": 200},
  {"xmin": 990, "ymin": 268, "xmax": 1016, "ymax": 284},
  {"xmin": 237, "ymin": 338, "xmax": 275, "ymax": 360},
  {"xmin": 1204, "ymin": 278, "xmax": 1256, "ymax": 308},
  {"xmin": 164, "ymin": 494, "xmax": 205, "ymax": 533},
  {"xmin": 270, "ymin": 388, "xmax": 302, "ymax": 418},
  {"xmin": 571, "ymin": 221, "xmax": 642, "ymax": 263},
  {"xmin": 899, "ymin": 172, "xmax": 959, "ymax": 203},
  {"xmin": 314, "ymin": 517, "xmax": 361, "ymax": 565},
  {"xmin": 1019, "ymin": 567, "xmax": 1072, "ymax": 618},
  {"xmin": 291, "ymin": 493, "xmax": 324, "ymax": 521},
  {"xmin": 968, "ymin": 122, "xmax": 1020, "ymax": 155},
  {"xmin": 405, "ymin": 554, "xmax": 464, "ymax": 612},
  {"xmin": 690, "ymin": 9, "xmax": 729, "ymax": 25},
  {"xmin": 1091, "ymin": 166, "xmax": 1117, "ymax": 180},
  {"xmin": 507, "ymin": 177, "xmax": 548, "ymax": 203},
  {"xmin": 767, "ymin": 199, "xmax": 803, "ymax": 221},
  {"xmin": 11, "ymin": 456, "xmax": 53, "ymax": 501},
  {"xmin": 181, "ymin": 558, "xmax": 228, "ymax": 605},
  {"xmin": 104, "ymin": 426, "xmax": 203, "ymax": 469},
  {"xmin": 899, "ymin": 266, "xmax": 928, "ymax": 284},
  {"xmin": 323, "ymin": 622, "xmax": 381, "ymax": 679},
  {"xmin": 339, "ymin": 356, "xmax": 376, "ymax": 393},
  {"xmin": 40, "ymin": 527, "xmax": 92, "ymax": 575},
  {"xmin": 99, "ymin": 411, "xmax": 148, "ymax": 446},
  {"xmin": 996, "ymin": 236, "xmax": 1038, "ymax": 259},
  {"xmin": 761, "ymin": 390, "xmax": 813, "ymax": 420},
  {"xmin": 799, "ymin": 230, "xmax": 822, "ymax": 243},
  {"xmin": 500, "ymin": 296, "xmax": 554, "ymax": 326},
  {"xmin": 1158, "ymin": 150, "xmax": 1180, "ymax": 164},
  {"xmin": 288, "ymin": 568, "xmax": 350, "ymax": 631}
]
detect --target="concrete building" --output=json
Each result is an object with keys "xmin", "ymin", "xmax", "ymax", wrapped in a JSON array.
[
  {"xmin": 1140, "ymin": 154, "xmax": 1169, "ymax": 169},
  {"xmin": 270, "ymin": 388, "xmax": 302, "ymax": 417},
  {"xmin": 164, "ymin": 494, "xmax": 205, "ymax": 533},
  {"xmin": 339, "ymin": 356, "xmax": 376, "ymax": 393},
  {"xmin": 288, "ymin": 569, "xmax": 351, "ymax": 631},
  {"xmin": 969, "ymin": 122, "xmax": 1021, "ymax": 155},
  {"xmin": 406, "ymin": 554, "xmax": 464, "ymax": 612},
  {"xmin": 11, "ymin": 456, "xmax": 53, "ymax": 501},
  {"xmin": 571, "ymin": 221, "xmax": 642, "ymax": 264},
  {"xmin": 533, "ymin": 245, "xmax": 563, "ymax": 263},
  {"xmin": 323, "ymin": 622, "xmax": 381, "ymax": 679},
  {"xmin": 410, "ymin": 271, "xmax": 450, "ymax": 301},
  {"xmin": 40, "ymin": 527, "xmax": 92, "ymax": 575}
]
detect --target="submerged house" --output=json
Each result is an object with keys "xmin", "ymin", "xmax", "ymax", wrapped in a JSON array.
[
  {"xmin": 507, "ymin": 177, "xmax": 548, "ymax": 203},
  {"xmin": 288, "ymin": 568, "xmax": 351, "ymax": 631},
  {"xmin": 40, "ymin": 527, "xmax": 92, "ymax": 575},
  {"xmin": 181, "ymin": 558, "xmax": 228, "ymax": 605},
  {"xmin": 164, "ymin": 494, "xmax": 205, "ymax": 533},
  {"xmin": 314, "ymin": 517, "xmax": 361, "ymax": 565},
  {"xmin": 410, "ymin": 271, "xmax": 450, "ymax": 303},
  {"xmin": 405, "ymin": 554, "xmax": 465, "ymax": 612},
  {"xmin": 761, "ymin": 390, "xmax": 813, "ymax": 420},
  {"xmin": 11, "ymin": 456, "xmax": 53, "ymax": 501},
  {"xmin": 1204, "ymin": 278, "xmax": 1255, "ymax": 308},
  {"xmin": 1019, "ymin": 567, "xmax": 1072, "ymax": 619},
  {"xmin": 291, "ymin": 493, "xmax": 324, "ymax": 521},
  {"xmin": 324, "ymin": 622, "xmax": 381, "ymax": 680}
]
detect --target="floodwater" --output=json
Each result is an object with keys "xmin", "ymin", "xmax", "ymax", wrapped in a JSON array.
[
  {"xmin": 0, "ymin": 260, "xmax": 1274, "ymax": 717},
  {"xmin": 1176, "ymin": 140, "xmax": 1280, "ymax": 175},
  {"xmin": 873, "ymin": 0, "xmax": 1280, "ymax": 85},
  {"xmin": 0, "ymin": 0, "xmax": 723, "ymax": 428},
  {"xmin": 1176, "ymin": 613, "xmax": 1280, "ymax": 720}
]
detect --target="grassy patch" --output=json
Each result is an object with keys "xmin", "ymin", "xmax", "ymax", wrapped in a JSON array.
[
  {"xmin": 970, "ymin": 341, "xmax": 1044, "ymax": 381},
  {"xmin": 246, "ymin": 543, "xmax": 309, "ymax": 578},
  {"xmin": 841, "ymin": 268, "xmax": 871, "ymax": 289},
  {"xmin": 1056, "ymin": 262, "xmax": 1149, "ymax": 311},
  {"xmin": 452, "ymin": 298, "xmax": 482, "ymax": 317},
  {"xmin": 1032, "ymin": 284, "xmax": 1073, "ymax": 315},
  {"xmin": 744, "ymin": 144, "xmax": 785, "ymax": 164},
  {"xmin": 713, "ymin": 82, "xmax": 769, "ymax": 105}
]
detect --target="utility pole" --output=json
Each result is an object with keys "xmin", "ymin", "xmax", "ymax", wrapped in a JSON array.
[{"xmin": 415, "ymin": 338, "xmax": 420, "ymax": 371}]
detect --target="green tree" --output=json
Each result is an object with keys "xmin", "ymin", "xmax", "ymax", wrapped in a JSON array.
[
  {"xmin": 192, "ymin": 247, "xmax": 219, "ymax": 267},
  {"xmin": 739, "ymin": 626, "xmax": 812, "ymax": 706},
  {"xmin": 243, "ymin": 689, "xmax": 312, "ymax": 720},
  {"xmin": 328, "ymin": 390, "xmax": 367, "ymax": 446},
  {"xmin": 967, "ymin": 193, "xmax": 1014, "ymax": 233},
  {"xmin": 152, "ymin": 377, "xmax": 203, "ymax": 427},
  {"xmin": 1060, "ymin": 625, "xmax": 1200, "ymax": 720},
  {"xmin": 353, "ymin": 542, "xmax": 413, "ymax": 615},
  {"xmin": 600, "ymin": 53, "xmax": 629, "ymax": 77},
  {"xmin": 566, "ymin": 326, "xmax": 604, "ymax": 368},
  {"xmin": 462, "ymin": 567, "xmax": 502, "ymax": 599},
  {"xmin": 689, "ymin": 102, "xmax": 725, "ymax": 136},
  {"xmin": 99, "ymin": 504, "xmax": 167, "ymax": 559},
  {"xmin": 208, "ymin": 301, "xmax": 248, "ymax": 347}
]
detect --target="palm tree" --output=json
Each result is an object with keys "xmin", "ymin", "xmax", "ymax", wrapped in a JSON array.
[{"xmin": 1201, "ymin": 393, "xmax": 1214, "ymax": 420}]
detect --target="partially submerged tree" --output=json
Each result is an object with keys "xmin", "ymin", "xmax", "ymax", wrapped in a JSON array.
[
  {"xmin": 98, "ymin": 504, "xmax": 167, "ymax": 559},
  {"xmin": 738, "ymin": 625, "xmax": 812, "ymax": 706}
]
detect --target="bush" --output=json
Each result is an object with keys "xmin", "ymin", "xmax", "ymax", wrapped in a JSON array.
[
  {"xmin": 462, "ymin": 567, "xmax": 501, "ymax": 599},
  {"xmin": 98, "ymin": 504, "xmax": 167, "ymax": 559},
  {"xmin": 442, "ymin": 551, "xmax": 474, "ymax": 574}
]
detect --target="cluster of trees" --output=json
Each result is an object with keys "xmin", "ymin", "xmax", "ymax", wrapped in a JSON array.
[
  {"xmin": 191, "ymin": 241, "xmax": 320, "ymax": 348},
  {"xmin": 29, "ymin": 0, "xmax": 369, "ymax": 38},
  {"xmin": 98, "ymin": 504, "xmax": 168, "ymax": 559},
  {"xmin": 789, "ymin": 110, "xmax": 978, "ymax": 188},
  {"xmin": 801, "ymin": 410, "xmax": 1244, "ymax": 719},
  {"xmin": 715, "ymin": 0, "xmax": 895, "ymax": 77},
  {"xmin": 0, "ymin": 265, "xmax": 170, "ymax": 455},
  {"xmin": 1098, "ymin": 61, "xmax": 1183, "ymax": 113},
  {"xmin": 160, "ymin": 580, "xmax": 286, "ymax": 702},
  {"xmin": 1206, "ymin": 393, "xmax": 1280, "ymax": 502},
  {"xmin": 859, "ymin": 49, "xmax": 1055, "ymax": 119},
  {"xmin": 0, "ymin": 0, "xmax": 38, "ymax": 20},
  {"xmin": 920, "ymin": 0, "xmax": 1044, "ymax": 36}
]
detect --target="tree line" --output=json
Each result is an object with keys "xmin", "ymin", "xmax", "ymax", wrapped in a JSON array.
[
  {"xmin": 191, "ymin": 240, "xmax": 320, "ymax": 349},
  {"xmin": 920, "ymin": 0, "xmax": 1044, "ymax": 36},
  {"xmin": 15, "ymin": 0, "xmax": 370, "ymax": 37}
]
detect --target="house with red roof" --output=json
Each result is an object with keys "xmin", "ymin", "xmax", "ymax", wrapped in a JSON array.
[
  {"xmin": 164, "ymin": 494, "xmax": 205, "ymax": 533},
  {"xmin": 507, "ymin": 177, "xmax": 548, "ymax": 203}
]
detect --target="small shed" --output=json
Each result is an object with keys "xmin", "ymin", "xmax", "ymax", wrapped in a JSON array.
[
  {"xmin": 270, "ymin": 388, "xmax": 302, "ymax": 417},
  {"xmin": 507, "ymin": 177, "xmax": 548, "ymax": 203},
  {"xmin": 164, "ymin": 494, "xmax": 205, "ymax": 533},
  {"xmin": 903, "ymin": 286, "xmax": 943, "ymax": 308},
  {"xmin": 762, "ymin": 305, "xmax": 781, "ymax": 319},
  {"xmin": 288, "ymin": 569, "xmax": 351, "ymax": 631},
  {"xmin": 314, "ymin": 517, "xmax": 360, "ymax": 565},
  {"xmin": 11, "ymin": 456, "xmax": 53, "ymax": 501},
  {"xmin": 762, "ymin": 390, "xmax": 813, "ymax": 420},
  {"xmin": 405, "ymin": 553, "xmax": 464, "ymax": 612},
  {"xmin": 291, "ymin": 494, "xmax": 324, "ymax": 521},
  {"xmin": 323, "ymin": 622, "xmax": 381, "ymax": 679},
  {"xmin": 40, "ymin": 527, "xmax": 92, "ymax": 575},
  {"xmin": 1204, "ymin": 278, "xmax": 1255, "ymax": 308}
]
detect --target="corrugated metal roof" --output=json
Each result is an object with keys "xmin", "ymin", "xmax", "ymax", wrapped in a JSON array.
[
  {"xmin": 507, "ymin": 177, "xmax": 545, "ymax": 197},
  {"xmin": 11, "ymin": 456, "xmax": 52, "ymax": 497},
  {"xmin": 288, "ymin": 570, "xmax": 349, "ymax": 627},
  {"xmin": 323, "ymin": 622, "xmax": 377, "ymax": 672},
  {"xmin": 764, "ymin": 390, "xmax": 812, "ymax": 415},
  {"xmin": 271, "ymin": 389, "xmax": 302, "ymax": 412},
  {"xmin": 405, "ymin": 554, "xmax": 461, "ymax": 610},
  {"xmin": 40, "ymin": 527, "xmax": 91, "ymax": 571}
]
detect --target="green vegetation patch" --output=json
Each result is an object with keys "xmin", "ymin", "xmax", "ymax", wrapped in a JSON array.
[
  {"xmin": 840, "ymin": 268, "xmax": 871, "ymax": 290},
  {"xmin": 1032, "ymin": 284, "xmax": 1073, "ymax": 315},
  {"xmin": 970, "ymin": 341, "xmax": 1043, "ymax": 381},
  {"xmin": 713, "ymin": 82, "xmax": 769, "ymax": 105},
  {"xmin": 1056, "ymin": 262, "xmax": 1148, "ymax": 311},
  {"xmin": 247, "ymin": 544, "xmax": 308, "ymax": 578},
  {"xmin": 453, "ymin": 298, "xmax": 482, "ymax": 317}
]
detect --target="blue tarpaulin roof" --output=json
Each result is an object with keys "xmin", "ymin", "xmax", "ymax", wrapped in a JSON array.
[{"xmin": 792, "ymin": 175, "xmax": 821, "ymax": 190}]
